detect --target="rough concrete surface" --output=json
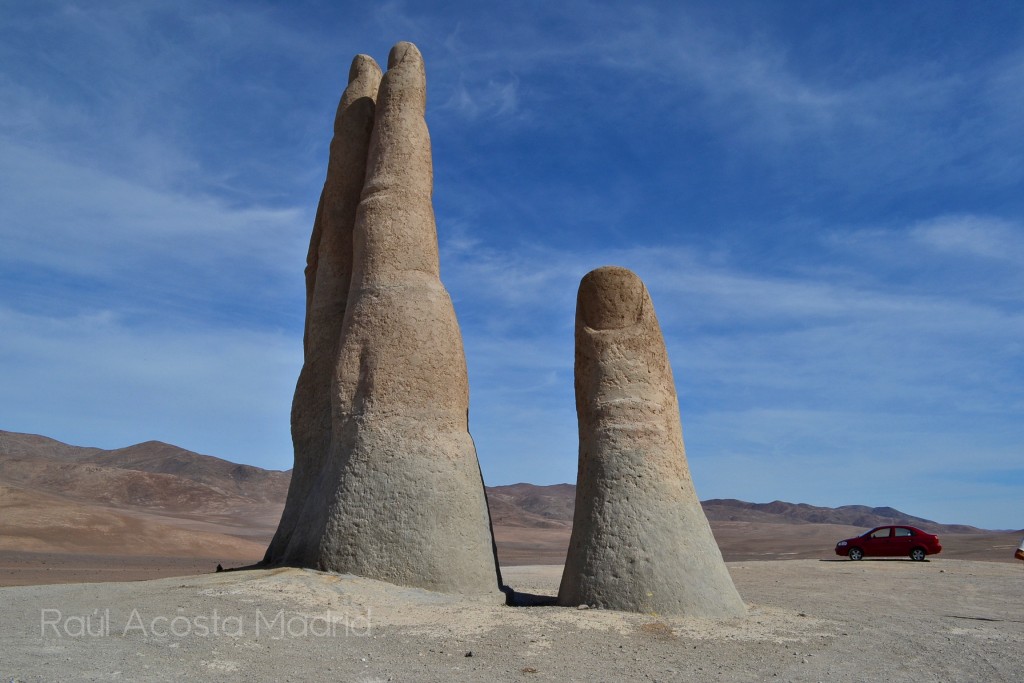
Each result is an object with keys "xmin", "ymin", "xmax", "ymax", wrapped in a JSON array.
[
  {"xmin": 265, "ymin": 53, "xmax": 381, "ymax": 566},
  {"xmin": 264, "ymin": 42, "xmax": 502, "ymax": 598},
  {"xmin": 559, "ymin": 267, "xmax": 746, "ymax": 618}
]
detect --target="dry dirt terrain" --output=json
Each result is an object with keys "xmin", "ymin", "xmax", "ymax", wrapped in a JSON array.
[
  {"xmin": 3, "ymin": 430, "xmax": 1022, "ymax": 680},
  {"xmin": 1, "ymin": 559, "xmax": 1022, "ymax": 682}
]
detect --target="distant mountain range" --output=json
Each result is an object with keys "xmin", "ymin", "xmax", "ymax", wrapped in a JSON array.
[
  {"xmin": 0, "ymin": 430, "xmax": 289, "ymax": 560},
  {"xmin": 0, "ymin": 430, "xmax": 289, "ymax": 507},
  {"xmin": 1, "ymin": 428, "xmax": 990, "ymax": 535},
  {"xmin": 486, "ymin": 484, "xmax": 988, "ymax": 534},
  {"xmin": 700, "ymin": 499, "xmax": 984, "ymax": 534}
]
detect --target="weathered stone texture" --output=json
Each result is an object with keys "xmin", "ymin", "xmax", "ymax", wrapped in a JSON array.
[
  {"xmin": 264, "ymin": 54, "xmax": 381, "ymax": 565},
  {"xmin": 558, "ymin": 266, "xmax": 746, "ymax": 618},
  {"xmin": 265, "ymin": 43, "xmax": 503, "ymax": 599}
]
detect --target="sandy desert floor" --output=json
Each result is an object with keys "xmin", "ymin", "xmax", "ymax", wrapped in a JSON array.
[
  {"xmin": 4, "ymin": 524, "xmax": 1020, "ymax": 588},
  {"xmin": 0, "ymin": 551, "xmax": 255, "ymax": 588},
  {"xmin": 2, "ymin": 558, "xmax": 1022, "ymax": 682}
]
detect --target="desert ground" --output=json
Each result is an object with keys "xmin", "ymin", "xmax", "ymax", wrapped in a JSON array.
[
  {"xmin": 2, "ymin": 559, "xmax": 1022, "ymax": 682},
  {"xmin": 3, "ymin": 502, "xmax": 1020, "ymax": 589},
  {"xmin": 3, "ymin": 431, "xmax": 1022, "ymax": 680}
]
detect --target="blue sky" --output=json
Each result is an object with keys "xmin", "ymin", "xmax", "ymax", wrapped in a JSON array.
[{"xmin": 1, "ymin": 1, "xmax": 1021, "ymax": 529}]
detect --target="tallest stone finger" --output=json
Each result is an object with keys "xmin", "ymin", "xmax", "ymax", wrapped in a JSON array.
[
  {"xmin": 354, "ymin": 41, "xmax": 440, "ymax": 284},
  {"xmin": 279, "ymin": 42, "xmax": 503, "ymax": 597}
]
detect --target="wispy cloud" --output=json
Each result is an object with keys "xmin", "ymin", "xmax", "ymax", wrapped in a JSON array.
[
  {"xmin": 442, "ymin": 76, "xmax": 521, "ymax": 120},
  {"xmin": 1, "ymin": 1, "xmax": 1021, "ymax": 528},
  {"xmin": 910, "ymin": 215, "xmax": 1024, "ymax": 263},
  {"xmin": 0, "ymin": 140, "xmax": 308, "ymax": 327},
  {"xmin": 439, "ymin": 213, "xmax": 1024, "ymax": 526},
  {"xmin": 506, "ymin": 3, "xmax": 1024, "ymax": 196}
]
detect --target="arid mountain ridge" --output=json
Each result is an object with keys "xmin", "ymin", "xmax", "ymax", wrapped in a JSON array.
[
  {"xmin": 4, "ymin": 429, "xmax": 1022, "ymax": 586},
  {"xmin": 0, "ymin": 429, "xmax": 990, "ymax": 533},
  {"xmin": 0, "ymin": 430, "xmax": 289, "ymax": 507}
]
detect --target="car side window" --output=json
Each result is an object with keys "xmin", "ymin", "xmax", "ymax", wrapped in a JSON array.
[
  {"xmin": 895, "ymin": 528, "xmax": 912, "ymax": 537},
  {"xmin": 870, "ymin": 528, "xmax": 890, "ymax": 539}
]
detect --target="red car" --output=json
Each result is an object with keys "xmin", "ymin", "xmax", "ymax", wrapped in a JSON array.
[{"xmin": 835, "ymin": 525, "xmax": 942, "ymax": 561}]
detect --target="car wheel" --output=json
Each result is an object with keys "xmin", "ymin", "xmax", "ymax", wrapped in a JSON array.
[
  {"xmin": 910, "ymin": 548, "xmax": 927, "ymax": 562},
  {"xmin": 848, "ymin": 547, "xmax": 863, "ymax": 561}
]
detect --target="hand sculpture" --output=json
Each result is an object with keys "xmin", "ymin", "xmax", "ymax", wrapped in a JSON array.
[
  {"xmin": 264, "ymin": 42, "xmax": 504, "ymax": 599},
  {"xmin": 558, "ymin": 267, "xmax": 746, "ymax": 617}
]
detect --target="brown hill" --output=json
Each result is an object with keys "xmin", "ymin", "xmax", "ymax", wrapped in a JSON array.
[
  {"xmin": 485, "ymin": 484, "xmax": 986, "ymax": 535},
  {"xmin": 89, "ymin": 441, "xmax": 290, "ymax": 503},
  {"xmin": 5, "ymin": 430, "xmax": 983, "ymax": 534},
  {"xmin": 0, "ymin": 456, "xmax": 247, "ymax": 510},
  {"xmin": 701, "ymin": 498, "xmax": 984, "ymax": 534},
  {"xmin": 1, "ymin": 430, "xmax": 1018, "ymax": 585},
  {"xmin": 0, "ymin": 430, "xmax": 287, "ymax": 574},
  {"xmin": 0, "ymin": 431, "xmax": 290, "ymax": 504},
  {"xmin": 487, "ymin": 483, "xmax": 575, "ymax": 529},
  {"xmin": 0, "ymin": 430, "xmax": 102, "ymax": 460}
]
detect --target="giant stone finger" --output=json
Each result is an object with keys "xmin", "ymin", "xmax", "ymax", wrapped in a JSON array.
[{"xmin": 558, "ymin": 266, "xmax": 746, "ymax": 618}]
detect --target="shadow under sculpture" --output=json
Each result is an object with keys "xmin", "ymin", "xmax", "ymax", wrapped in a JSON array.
[
  {"xmin": 558, "ymin": 266, "xmax": 746, "ymax": 618},
  {"xmin": 263, "ymin": 42, "xmax": 503, "ymax": 599}
]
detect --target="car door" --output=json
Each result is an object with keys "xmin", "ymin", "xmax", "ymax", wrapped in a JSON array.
[
  {"xmin": 863, "ymin": 527, "xmax": 893, "ymax": 557},
  {"xmin": 892, "ymin": 527, "xmax": 914, "ymax": 556}
]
